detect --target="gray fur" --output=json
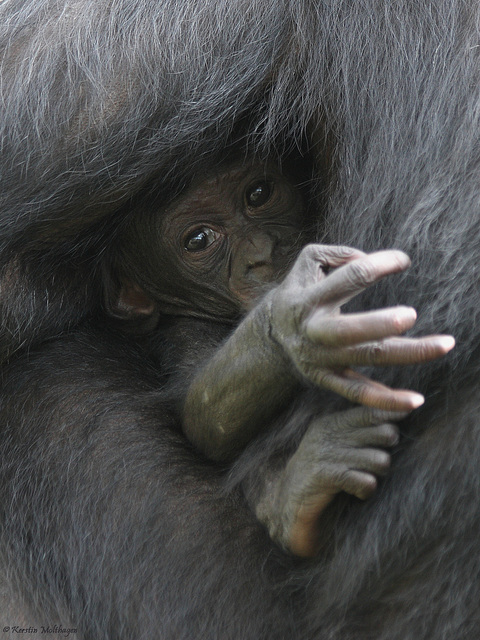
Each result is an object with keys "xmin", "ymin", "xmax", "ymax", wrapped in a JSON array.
[{"xmin": 0, "ymin": 1, "xmax": 479, "ymax": 638}]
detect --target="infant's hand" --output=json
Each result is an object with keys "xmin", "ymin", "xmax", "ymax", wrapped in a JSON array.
[
  {"xmin": 265, "ymin": 407, "xmax": 403, "ymax": 557},
  {"xmin": 267, "ymin": 244, "xmax": 455, "ymax": 411}
]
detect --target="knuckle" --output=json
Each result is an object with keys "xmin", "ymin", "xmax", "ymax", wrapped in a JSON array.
[
  {"xmin": 335, "ymin": 406, "xmax": 373, "ymax": 429},
  {"xmin": 348, "ymin": 260, "xmax": 377, "ymax": 288},
  {"xmin": 308, "ymin": 367, "xmax": 331, "ymax": 388},
  {"xmin": 416, "ymin": 342, "xmax": 432, "ymax": 360},
  {"xmin": 334, "ymin": 467, "xmax": 354, "ymax": 489},
  {"xmin": 299, "ymin": 243, "xmax": 356, "ymax": 273},
  {"xmin": 359, "ymin": 341, "xmax": 384, "ymax": 365},
  {"xmin": 335, "ymin": 245, "xmax": 363, "ymax": 260},
  {"xmin": 328, "ymin": 316, "xmax": 349, "ymax": 341},
  {"xmin": 343, "ymin": 379, "xmax": 368, "ymax": 404},
  {"xmin": 299, "ymin": 243, "xmax": 319, "ymax": 263},
  {"xmin": 344, "ymin": 407, "xmax": 384, "ymax": 433},
  {"xmin": 368, "ymin": 409, "xmax": 405, "ymax": 424},
  {"xmin": 356, "ymin": 406, "xmax": 379, "ymax": 425}
]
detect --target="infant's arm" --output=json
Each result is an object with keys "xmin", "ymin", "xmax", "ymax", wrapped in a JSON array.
[
  {"xmin": 182, "ymin": 298, "xmax": 299, "ymax": 460},
  {"xmin": 182, "ymin": 245, "xmax": 454, "ymax": 461}
]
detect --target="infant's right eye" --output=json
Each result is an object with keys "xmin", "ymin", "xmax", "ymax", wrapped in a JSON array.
[
  {"xmin": 184, "ymin": 227, "xmax": 219, "ymax": 252},
  {"xmin": 245, "ymin": 180, "xmax": 273, "ymax": 208}
]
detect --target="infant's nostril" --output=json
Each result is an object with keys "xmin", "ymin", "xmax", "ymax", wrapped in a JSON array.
[{"xmin": 247, "ymin": 260, "xmax": 268, "ymax": 270}]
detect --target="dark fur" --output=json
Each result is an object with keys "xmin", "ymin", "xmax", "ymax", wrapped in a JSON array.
[{"xmin": 0, "ymin": 1, "xmax": 479, "ymax": 638}]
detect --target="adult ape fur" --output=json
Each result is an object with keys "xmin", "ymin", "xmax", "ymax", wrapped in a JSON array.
[{"xmin": 0, "ymin": 1, "xmax": 480, "ymax": 639}]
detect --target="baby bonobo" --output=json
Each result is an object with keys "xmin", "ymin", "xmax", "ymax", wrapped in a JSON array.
[{"xmin": 110, "ymin": 158, "xmax": 454, "ymax": 557}]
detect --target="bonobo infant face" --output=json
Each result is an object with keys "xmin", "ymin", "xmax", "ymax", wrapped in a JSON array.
[{"xmin": 114, "ymin": 159, "xmax": 307, "ymax": 323}]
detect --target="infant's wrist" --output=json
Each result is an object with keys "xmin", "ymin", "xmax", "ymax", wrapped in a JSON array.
[{"xmin": 248, "ymin": 290, "xmax": 301, "ymax": 388}]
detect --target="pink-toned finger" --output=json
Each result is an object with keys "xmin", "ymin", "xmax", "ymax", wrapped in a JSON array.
[
  {"xmin": 322, "ymin": 334, "xmax": 456, "ymax": 367},
  {"xmin": 313, "ymin": 368, "xmax": 425, "ymax": 411},
  {"xmin": 306, "ymin": 305, "xmax": 417, "ymax": 346},
  {"xmin": 305, "ymin": 250, "xmax": 411, "ymax": 308}
]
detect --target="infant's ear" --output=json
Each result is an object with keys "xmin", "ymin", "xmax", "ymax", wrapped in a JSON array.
[{"xmin": 114, "ymin": 281, "xmax": 156, "ymax": 317}]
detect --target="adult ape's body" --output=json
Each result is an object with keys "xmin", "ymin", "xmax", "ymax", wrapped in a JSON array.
[{"xmin": 0, "ymin": 1, "xmax": 480, "ymax": 639}]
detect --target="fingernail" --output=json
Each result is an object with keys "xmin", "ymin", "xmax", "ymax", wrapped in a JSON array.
[
  {"xmin": 392, "ymin": 250, "xmax": 411, "ymax": 268},
  {"xmin": 409, "ymin": 393, "xmax": 425, "ymax": 409},
  {"xmin": 438, "ymin": 336, "xmax": 455, "ymax": 352},
  {"xmin": 397, "ymin": 306, "xmax": 417, "ymax": 320}
]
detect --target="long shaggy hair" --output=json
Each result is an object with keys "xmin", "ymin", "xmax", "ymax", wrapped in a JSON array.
[{"xmin": 1, "ymin": 1, "xmax": 480, "ymax": 638}]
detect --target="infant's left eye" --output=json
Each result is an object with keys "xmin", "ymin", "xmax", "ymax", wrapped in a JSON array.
[
  {"xmin": 245, "ymin": 180, "xmax": 273, "ymax": 208},
  {"xmin": 184, "ymin": 227, "xmax": 218, "ymax": 252}
]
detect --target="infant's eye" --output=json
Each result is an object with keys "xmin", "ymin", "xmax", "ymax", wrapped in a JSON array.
[
  {"xmin": 245, "ymin": 180, "xmax": 273, "ymax": 208},
  {"xmin": 184, "ymin": 227, "xmax": 218, "ymax": 252}
]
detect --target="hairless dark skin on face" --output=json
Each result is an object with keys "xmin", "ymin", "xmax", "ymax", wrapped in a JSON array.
[{"xmin": 111, "ymin": 158, "xmax": 454, "ymax": 557}]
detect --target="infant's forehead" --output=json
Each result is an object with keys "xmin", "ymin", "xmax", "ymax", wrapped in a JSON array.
[{"xmin": 169, "ymin": 158, "xmax": 281, "ymax": 208}]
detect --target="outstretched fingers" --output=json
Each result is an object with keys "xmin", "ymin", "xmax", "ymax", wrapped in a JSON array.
[
  {"xmin": 314, "ymin": 368, "xmax": 425, "ymax": 411},
  {"xmin": 304, "ymin": 249, "xmax": 411, "ymax": 308},
  {"xmin": 306, "ymin": 305, "xmax": 418, "ymax": 346},
  {"xmin": 317, "ymin": 334, "xmax": 456, "ymax": 368}
]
